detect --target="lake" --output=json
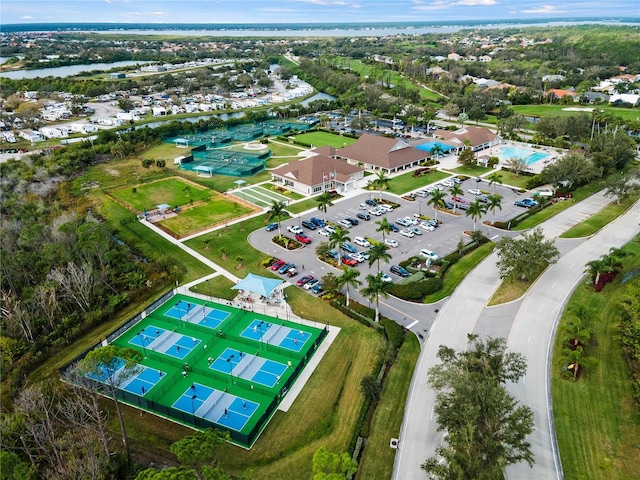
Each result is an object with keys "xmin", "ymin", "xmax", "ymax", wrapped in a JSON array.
[{"xmin": 0, "ymin": 61, "xmax": 150, "ymax": 79}]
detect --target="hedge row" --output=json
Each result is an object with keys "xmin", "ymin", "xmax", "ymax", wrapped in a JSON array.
[
  {"xmin": 388, "ymin": 277, "xmax": 443, "ymax": 300},
  {"xmin": 494, "ymin": 199, "xmax": 553, "ymax": 229}
]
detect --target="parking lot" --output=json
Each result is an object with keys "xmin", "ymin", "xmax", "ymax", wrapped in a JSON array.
[{"xmin": 249, "ymin": 175, "xmax": 524, "ymax": 289}]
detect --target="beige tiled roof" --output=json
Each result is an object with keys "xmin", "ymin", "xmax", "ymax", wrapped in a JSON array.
[
  {"xmin": 433, "ymin": 126, "xmax": 498, "ymax": 148},
  {"xmin": 336, "ymin": 133, "xmax": 428, "ymax": 169},
  {"xmin": 271, "ymin": 155, "xmax": 362, "ymax": 185}
]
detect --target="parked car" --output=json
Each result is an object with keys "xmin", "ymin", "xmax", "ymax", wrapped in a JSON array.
[
  {"xmin": 295, "ymin": 233, "xmax": 312, "ymax": 244},
  {"xmin": 325, "ymin": 225, "xmax": 336, "ymax": 234},
  {"xmin": 337, "ymin": 219, "xmax": 352, "ymax": 229},
  {"xmin": 304, "ymin": 278, "xmax": 319, "ymax": 289},
  {"xmin": 452, "ymin": 177, "xmax": 462, "ymax": 184},
  {"xmin": 287, "ymin": 268, "xmax": 298, "ymax": 277},
  {"xmin": 420, "ymin": 249, "xmax": 439, "ymax": 261},
  {"xmin": 441, "ymin": 179, "xmax": 454, "ymax": 187},
  {"xmin": 357, "ymin": 250, "xmax": 370, "ymax": 260},
  {"xmin": 287, "ymin": 225, "xmax": 303, "ymax": 235},
  {"xmin": 477, "ymin": 195, "xmax": 489, "ymax": 203},
  {"xmin": 270, "ymin": 259, "xmax": 286, "ymax": 271},
  {"xmin": 358, "ymin": 203, "xmax": 368, "ymax": 210},
  {"xmin": 425, "ymin": 219, "xmax": 439, "ymax": 228},
  {"xmin": 301, "ymin": 220, "xmax": 316, "ymax": 230},
  {"xmin": 455, "ymin": 202, "xmax": 470, "ymax": 210},
  {"xmin": 265, "ymin": 222, "xmax": 278, "ymax": 232},
  {"xmin": 404, "ymin": 216, "xmax": 419, "ymax": 225},
  {"xmin": 365, "ymin": 199, "xmax": 378, "ymax": 207},
  {"xmin": 390, "ymin": 265, "xmax": 411, "ymax": 277},
  {"xmin": 341, "ymin": 256, "xmax": 358, "ymax": 266},
  {"xmin": 380, "ymin": 273, "xmax": 393, "ymax": 283},
  {"xmin": 443, "ymin": 200, "xmax": 454, "ymax": 209},
  {"xmin": 400, "ymin": 229, "xmax": 415, "ymax": 238},
  {"xmin": 310, "ymin": 217, "xmax": 326, "ymax": 227},
  {"xmin": 409, "ymin": 227, "xmax": 423, "ymax": 236},
  {"xmin": 452, "ymin": 196, "xmax": 466, "ymax": 204},
  {"xmin": 348, "ymin": 252, "xmax": 366, "ymax": 263},
  {"xmin": 297, "ymin": 275, "xmax": 314, "ymax": 286},
  {"xmin": 341, "ymin": 243, "xmax": 357, "ymax": 254},
  {"xmin": 515, "ymin": 198, "xmax": 538, "ymax": 208},
  {"xmin": 396, "ymin": 217, "xmax": 412, "ymax": 227},
  {"xmin": 369, "ymin": 208, "xmax": 383, "ymax": 216},
  {"xmin": 378, "ymin": 204, "xmax": 393, "ymax": 212},
  {"xmin": 345, "ymin": 216, "xmax": 359, "ymax": 226},
  {"xmin": 328, "ymin": 249, "xmax": 340, "ymax": 261},
  {"xmin": 354, "ymin": 236, "xmax": 371, "ymax": 248},
  {"xmin": 385, "ymin": 238, "xmax": 399, "ymax": 248},
  {"xmin": 419, "ymin": 221, "xmax": 435, "ymax": 231},
  {"xmin": 311, "ymin": 283, "xmax": 323, "ymax": 294},
  {"xmin": 318, "ymin": 229, "xmax": 330, "ymax": 237},
  {"xmin": 389, "ymin": 223, "xmax": 400, "ymax": 233},
  {"xmin": 356, "ymin": 212, "xmax": 371, "ymax": 221},
  {"xmin": 468, "ymin": 188, "xmax": 483, "ymax": 195},
  {"xmin": 416, "ymin": 190, "xmax": 430, "ymax": 197},
  {"xmin": 278, "ymin": 262, "xmax": 293, "ymax": 274}
]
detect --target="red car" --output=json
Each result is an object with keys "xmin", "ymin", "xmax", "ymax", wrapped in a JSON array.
[
  {"xmin": 341, "ymin": 256, "xmax": 358, "ymax": 267},
  {"xmin": 295, "ymin": 233, "xmax": 312, "ymax": 244},
  {"xmin": 270, "ymin": 259, "xmax": 285, "ymax": 271},
  {"xmin": 451, "ymin": 196, "xmax": 467, "ymax": 204},
  {"xmin": 296, "ymin": 275, "xmax": 314, "ymax": 286}
]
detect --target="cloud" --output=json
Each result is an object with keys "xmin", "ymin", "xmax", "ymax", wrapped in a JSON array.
[
  {"xmin": 296, "ymin": 0, "xmax": 348, "ymax": 5},
  {"xmin": 104, "ymin": 0, "xmax": 111, "ymax": 4},
  {"xmin": 521, "ymin": 4, "xmax": 564, "ymax": 14},
  {"xmin": 413, "ymin": 0, "xmax": 497, "ymax": 11},
  {"xmin": 19, "ymin": 15, "xmax": 34, "ymax": 19},
  {"xmin": 120, "ymin": 11, "xmax": 167, "ymax": 19},
  {"xmin": 454, "ymin": 0, "xmax": 497, "ymax": 5}
]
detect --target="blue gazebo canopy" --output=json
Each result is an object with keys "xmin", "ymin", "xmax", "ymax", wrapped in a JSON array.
[{"xmin": 232, "ymin": 273, "xmax": 284, "ymax": 298}]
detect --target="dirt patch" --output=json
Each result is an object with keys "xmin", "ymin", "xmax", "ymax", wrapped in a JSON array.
[{"xmin": 106, "ymin": 168, "xmax": 120, "ymax": 176}]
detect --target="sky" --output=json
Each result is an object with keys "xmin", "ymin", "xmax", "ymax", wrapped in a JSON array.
[{"xmin": 1, "ymin": 0, "xmax": 638, "ymax": 25}]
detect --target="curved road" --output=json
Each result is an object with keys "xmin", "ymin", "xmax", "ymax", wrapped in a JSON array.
[{"xmin": 393, "ymin": 194, "xmax": 640, "ymax": 480}]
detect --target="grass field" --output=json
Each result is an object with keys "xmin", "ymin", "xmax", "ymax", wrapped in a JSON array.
[
  {"xmin": 112, "ymin": 177, "xmax": 211, "ymax": 212},
  {"xmin": 190, "ymin": 275, "xmax": 237, "ymax": 300},
  {"xmin": 386, "ymin": 170, "xmax": 451, "ymax": 195},
  {"xmin": 265, "ymin": 140, "xmax": 306, "ymax": 157},
  {"xmin": 291, "ymin": 131, "xmax": 357, "ymax": 149},
  {"xmin": 287, "ymin": 196, "xmax": 325, "ymax": 215},
  {"xmin": 560, "ymin": 196, "xmax": 638, "ymax": 238},
  {"xmin": 512, "ymin": 104, "xmax": 640, "ymax": 122},
  {"xmin": 158, "ymin": 196, "xmax": 255, "ymax": 236},
  {"xmin": 495, "ymin": 170, "xmax": 535, "ymax": 190},
  {"xmin": 487, "ymin": 263, "xmax": 546, "ymax": 306},
  {"xmin": 551, "ymin": 240, "xmax": 640, "ymax": 480},
  {"xmin": 357, "ymin": 335, "xmax": 420, "ymax": 479},
  {"xmin": 449, "ymin": 165, "xmax": 493, "ymax": 177}
]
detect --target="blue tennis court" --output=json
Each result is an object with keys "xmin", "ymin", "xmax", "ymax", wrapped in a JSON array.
[
  {"xmin": 164, "ymin": 334, "xmax": 201, "ymax": 359},
  {"xmin": 121, "ymin": 366, "xmax": 163, "ymax": 396},
  {"xmin": 129, "ymin": 325, "xmax": 167, "ymax": 348},
  {"xmin": 210, "ymin": 347, "xmax": 288, "ymax": 388},
  {"xmin": 240, "ymin": 319, "xmax": 311, "ymax": 352},
  {"xmin": 172, "ymin": 383, "xmax": 258, "ymax": 431},
  {"xmin": 165, "ymin": 301, "xmax": 230, "ymax": 330}
]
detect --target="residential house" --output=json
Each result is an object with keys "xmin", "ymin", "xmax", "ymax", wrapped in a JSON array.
[
  {"xmin": 19, "ymin": 129, "xmax": 45, "ymax": 142},
  {"xmin": 432, "ymin": 126, "xmax": 500, "ymax": 152}
]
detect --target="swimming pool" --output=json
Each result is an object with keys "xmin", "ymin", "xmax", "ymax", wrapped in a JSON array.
[{"xmin": 496, "ymin": 146, "xmax": 549, "ymax": 165}]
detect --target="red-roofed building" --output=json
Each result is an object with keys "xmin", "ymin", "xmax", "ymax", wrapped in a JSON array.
[{"xmin": 546, "ymin": 88, "xmax": 578, "ymax": 100}]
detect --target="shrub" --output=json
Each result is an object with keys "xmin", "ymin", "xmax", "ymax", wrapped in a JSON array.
[
  {"xmin": 389, "ymin": 277, "xmax": 443, "ymax": 301},
  {"xmin": 526, "ymin": 174, "xmax": 545, "ymax": 189}
]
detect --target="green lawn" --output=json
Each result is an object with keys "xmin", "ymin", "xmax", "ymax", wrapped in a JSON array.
[
  {"xmin": 265, "ymin": 140, "xmax": 306, "ymax": 157},
  {"xmin": 292, "ymin": 131, "xmax": 357, "ymax": 149},
  {"xmin": 357, "ymin": 335, "xmax": 420, "ymax": 479},
  {"xmin": 494, "ymin": 170, "xmax": 534, "ymax": 190},
  {"xmin": 262, "ymin": 183, "xmax": 304, "ymax": 201},
  {"xmin": 424, "ymin": 242, "xmax": 495, "ymax": 303},
  {"xmin": 560, "ymin": 196, "xmax": 638, "ymax": 238},
  {"xmin": 386, "ymin": 170, "xmax": 451, "ymax": 195},
  {"xmin": 512, "ymin": 104, "xmax": 640, "ymax": 122},
  {"xmin": 449, "ymin": 165, "xmax": 493, "ymax": 177},
  {"xmin": 189, "ymin": 275, "xmax": 237, "ymax": 300},
  {"xmin": 551, "ymin": 240, "xmax": 640, "ymax": 480},
  {"xmin": 287, "ymin": 197, "xmax": 324, "ymax": 215},
  {"xmin": 112, "ymin": 177, "xmax": 211, "ymax": 211}
]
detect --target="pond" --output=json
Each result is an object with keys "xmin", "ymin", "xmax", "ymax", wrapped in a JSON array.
[{"xmin": 0, "ymin": 60, "xmax": 151, "ymax": 79}]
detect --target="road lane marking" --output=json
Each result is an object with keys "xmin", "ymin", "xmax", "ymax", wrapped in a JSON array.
[
  {"xmin": 406, "ymin": 320, "xmax": 419, "ymax": 329},
  {"xmin": 528, "ymin": 334, "xmax": 532, "ymax": 343}
]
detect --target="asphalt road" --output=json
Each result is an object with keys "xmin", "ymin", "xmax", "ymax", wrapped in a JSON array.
[{"xmin": 392, "ymin": 191, "xmax": 639, "ymax": 480}]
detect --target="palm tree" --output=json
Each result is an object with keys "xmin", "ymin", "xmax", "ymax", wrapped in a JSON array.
[
  {"xmin": 268, "ymin": 200, "xmax": 287, "ymax": 236},
  {"xmin": 487, "ymin": 172, "xmax": 503, "ymax": 193},
  {"xmin": 466, "ymin": 199, "xmax": 488, "ymax": 231},
  {"xmin": 372, "ymin": 169, "xmax": 391, "ymax": 200},
  {"xmin": 486, "ymin": 193, "xmax": 503, "ymax": 225},
  {"xmin": 316, "ymin": 192, "xmax": 334, "ymax": 222},
  {"xmin": 430, "ymin": 143, "xmax": 444, "ymax": 161},
  {"xmin": 368, "ymin": 243, "xmax": 392, "ymax": 272},
  {"xmin": 407, "ymin": 115, "xmax": 418, "ymax": 135},
  {"xmin": 427, "ymin": 189, "xmax": 446, "ymax": 222},
  {"xmin": 449, "ymin": 183, "xmax": 463, "ymax": 213},
  {"xmin": 315, "ymin": 241, "xmax": 331, "ymax": 260},
  {"xmin": 375, "ymin": 216, "xmax": 393, "ymax": 242},
  {"xmin": 372, "ymin": 108, "xmax": 381, "ymax": 131},
  {"xmin": 328, "ymin": 226, "xmax": 351, "ymax": 257},
  {"xmin": 337, "ymin": 266, "xmax": 361, "ymax": 307},
  {"xmin": 361, "ymin": 272, "xmax": 392, "ymax": 323}
]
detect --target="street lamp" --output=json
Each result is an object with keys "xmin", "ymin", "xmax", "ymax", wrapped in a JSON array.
[
  {"xmin": 227, "ymin": 355, "xmax": 235, "ymax": 381},
  {"xmin": 137, "ymin": 331, "xmax": 147, "ymax": 358},
  {"xmin": 175, "ymin": 302, "xmax": 183, "ymax": 323}
]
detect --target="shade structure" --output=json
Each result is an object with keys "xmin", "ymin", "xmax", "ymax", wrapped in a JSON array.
[{"xmin": 232, "ymin": 274, "xmax": 284, "ymax": 298}]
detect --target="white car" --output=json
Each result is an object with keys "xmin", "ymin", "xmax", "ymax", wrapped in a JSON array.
[
  {"xmin": 348, "ymin": 252, "xmax": 366, "ymax": 263},
  {"xmin": 441, "ymin": 179, "xmax": 454, "ymax": 187},
  {"xmin": 358, "ymin": 203, "xmax": 368, "ymax": 210},
  {"xmin": 354, "ymin": 236, "xmax": 371, "ymax": 248},
  {"xmin": 337, "ymin": 219, "xmax": 352, "ymax": 229},
  {"xmin": 400, "ymin": 229, "xmax": 415, "ymax": 238},
  {"xmin": 287, "ymin": 225, "xmax": 303, "ymax": 235},
  {"xmin": 369, "ymin": 208, "xmax": 383, "ymax": 216},
  {"xmin": 318, "ymin": 229, "xmax": 330, "ymax": 236},
  {"xmin": 385, "ymin": 238, "xmax": 399, "ymax": 248},
  {"xmin": 468, "ymin": 188, "xmax": 483, "ymax": 195},
  {"xmin": 378, "ymin": 204, "xmax": 393, "ymax": 212},
  {"xmin": 419, "ymin": 221, "xmax": 435, "ymax": 231},
  {"xmin": 420, "ymin": 249, "xmax": 439, "ymax": 260},
  {"xmin": 404, "ymin": 216, "xmax": 419, "ymax": 226},
  {"xmin": 380, "ymin": 273, "xmax": 393, "ymax": 282},
  {"xmin": 325, "ymin": 225, "xmax": 336, "ymax": 234}
]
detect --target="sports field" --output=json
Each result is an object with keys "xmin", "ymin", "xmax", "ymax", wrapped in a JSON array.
[
  {"xmin": 78, "ymin": 294, "xmax": 328, "ymax": 447},
  {"xmin": 112, "ymin": 177, "xmax": 211, "ymax": 212}
]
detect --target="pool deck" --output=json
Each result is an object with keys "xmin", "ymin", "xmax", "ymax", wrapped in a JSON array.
[{"xmin": 485, "ymin": 140, "xmax": 563, "ymax": 175}]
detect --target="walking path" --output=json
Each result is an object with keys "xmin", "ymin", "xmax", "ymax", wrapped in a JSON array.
[{"xmin": 392, "ymin": 194, "xmax": 639, "ymax": 480}]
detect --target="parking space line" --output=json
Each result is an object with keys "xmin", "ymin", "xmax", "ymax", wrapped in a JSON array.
[{"xmin": 406, "ymin": 320, "xmax": 419, "ymax": 329}]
